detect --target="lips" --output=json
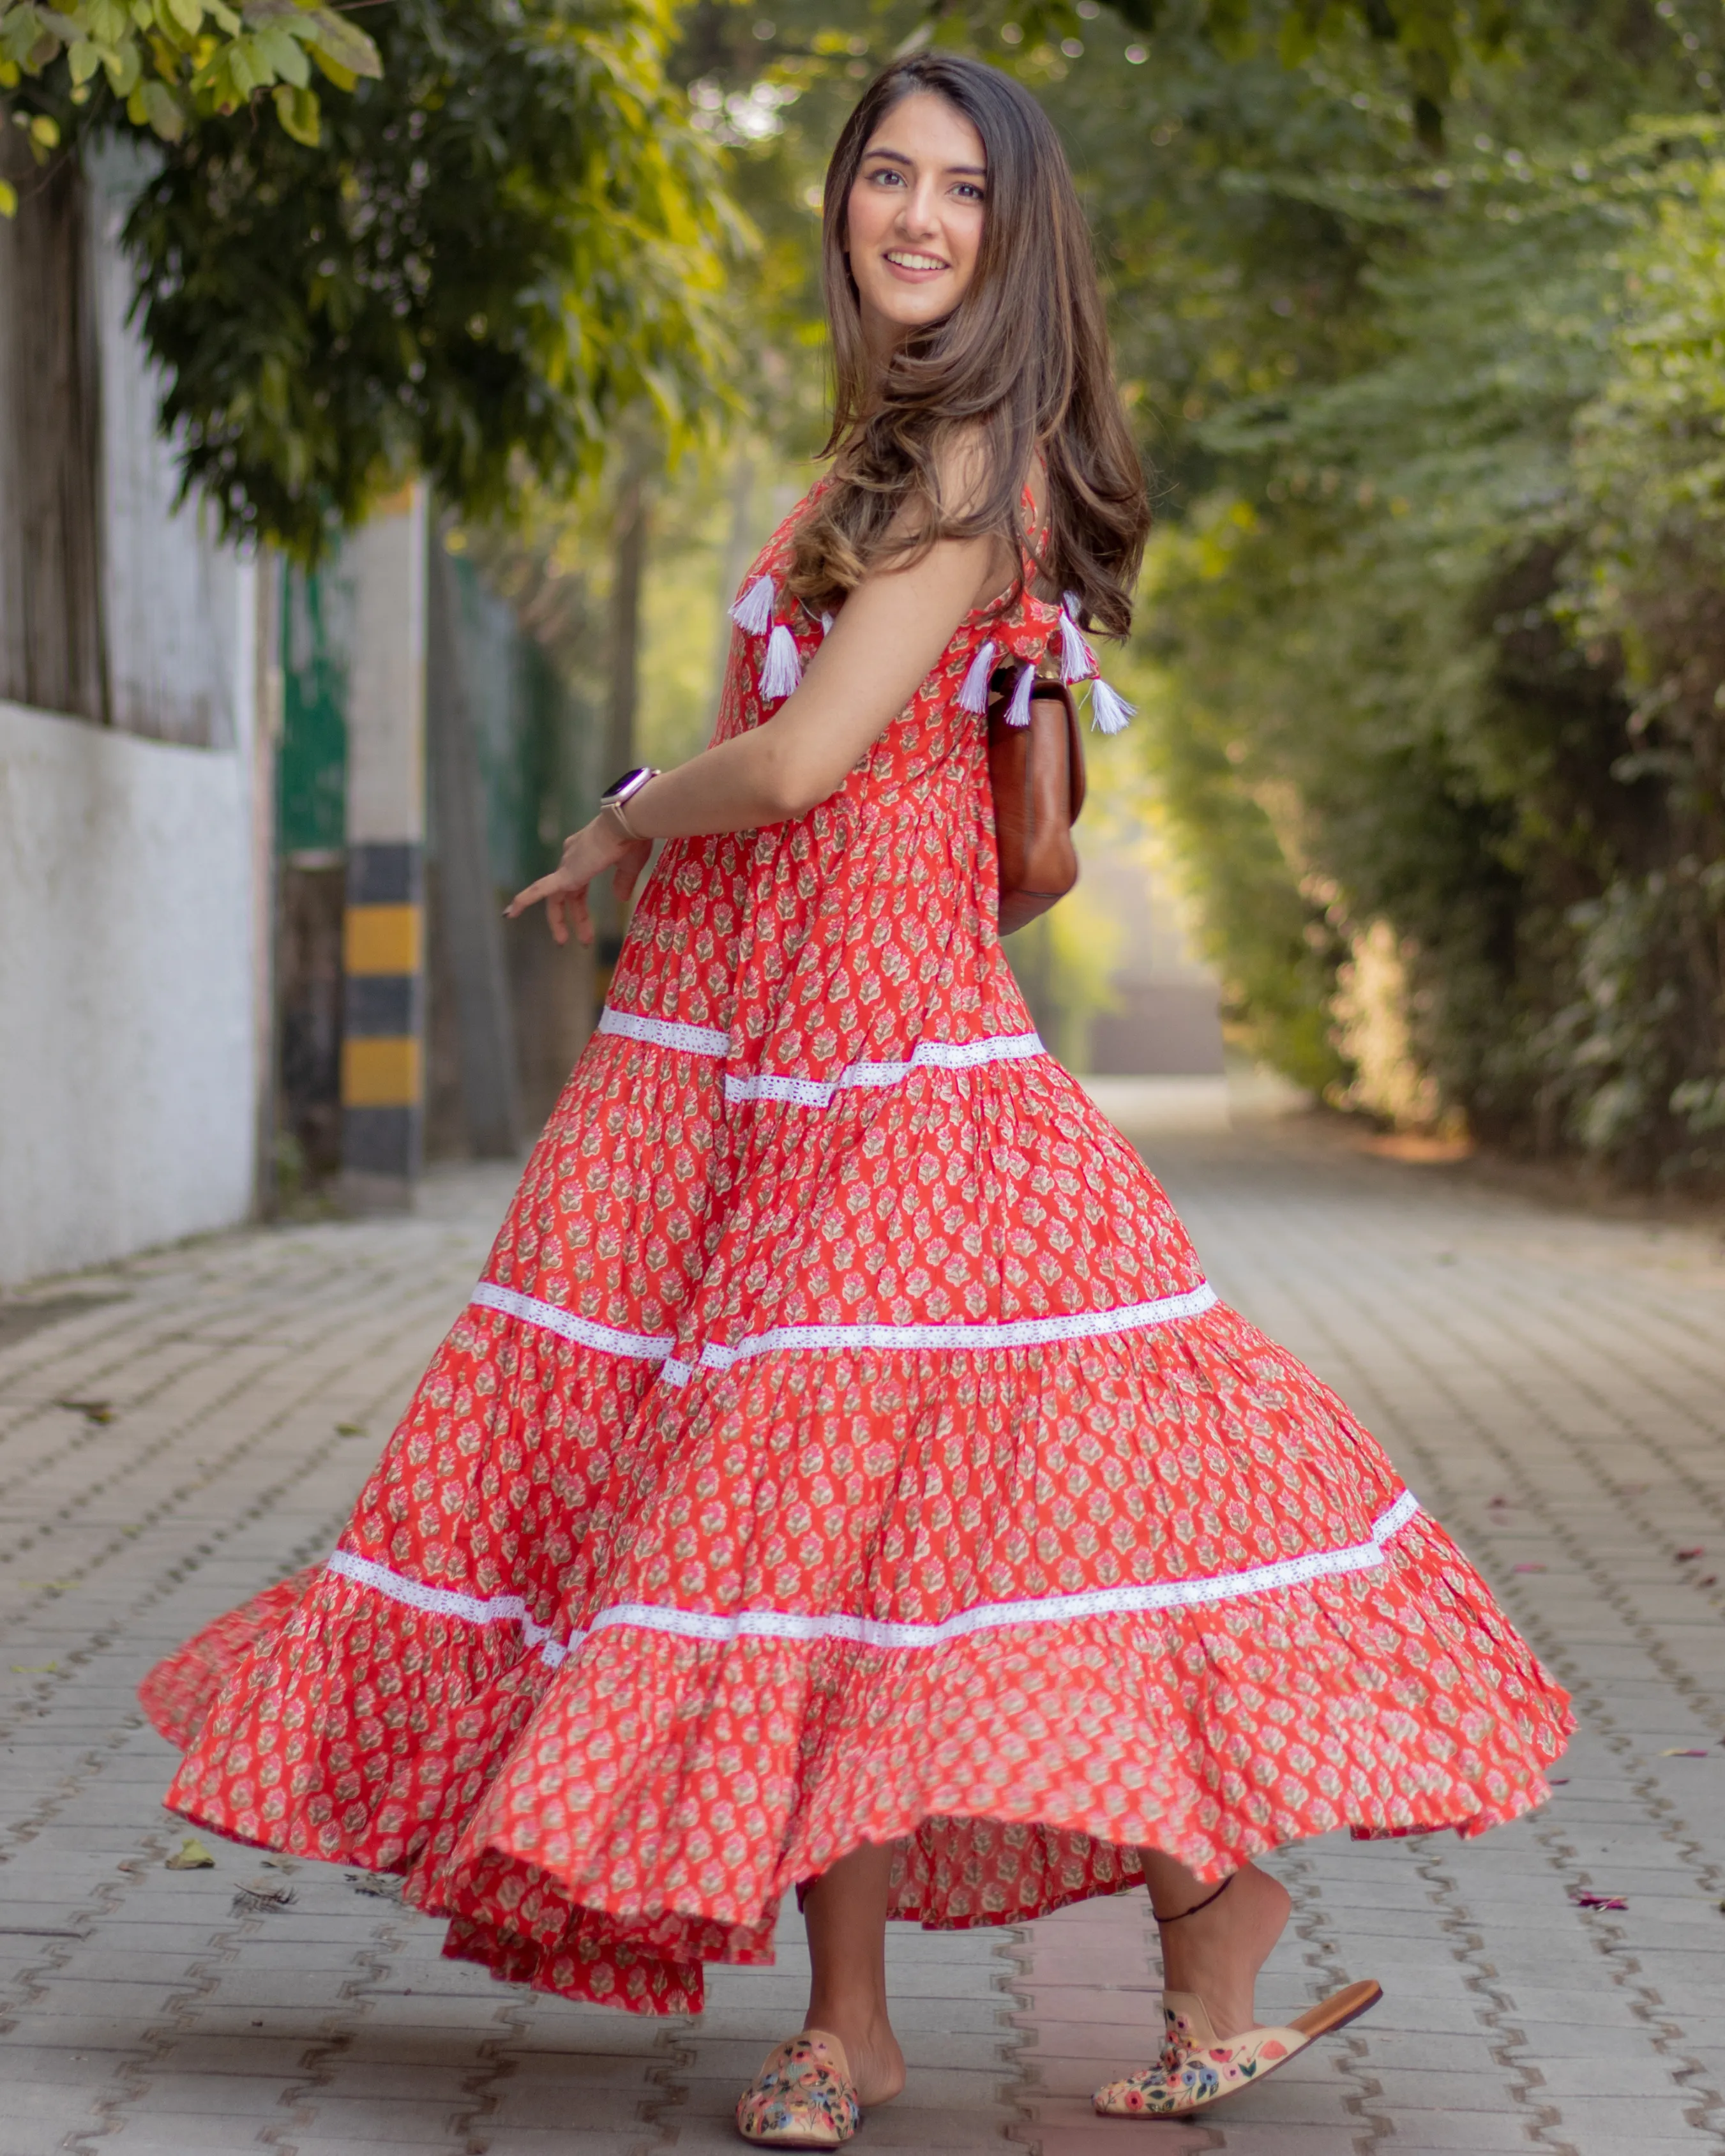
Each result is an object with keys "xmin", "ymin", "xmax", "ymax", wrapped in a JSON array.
[{"xmin": 885, "ymin": 250, "xmax": 947, "ymax": 272}]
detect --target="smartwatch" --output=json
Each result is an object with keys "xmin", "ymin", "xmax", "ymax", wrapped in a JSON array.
[{"xmin": 598, "ymin": 765, "xmax": 661, "ymax": 840}]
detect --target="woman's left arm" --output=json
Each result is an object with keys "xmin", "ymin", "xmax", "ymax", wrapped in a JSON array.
[{"xmin": 507, "ymin": 519, "xmax": 1009, "ymax": 945}]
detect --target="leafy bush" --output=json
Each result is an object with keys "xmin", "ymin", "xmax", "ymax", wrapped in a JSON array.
[
  {"xmin": 121, "ymin": 0, "xmax": 736, "ymax": 557},
  {"xmin": 1071, "ymin": 3, "xmax": 1725, "ymax": 1179}
]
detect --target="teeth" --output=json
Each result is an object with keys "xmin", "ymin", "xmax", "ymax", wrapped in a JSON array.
[{"xmin": 887, "ymin": 252, "xmax": 945, "ymax": 270}]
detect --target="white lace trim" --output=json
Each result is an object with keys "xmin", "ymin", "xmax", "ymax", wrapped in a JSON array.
[
  {"xmin": 591, "ymin": 1489, "xmax": 1421, "ymax": 1645},
  {"xmin": 597, "ymin": 1008, "xmax": 731, "ymax": 1057},
  {"xmin": 325, "ymin": 1549, "xmax": 571, "ymax": 1666},
  {"xmin": 657, "ymin": 1283, "xmax": 1221, "ymax": 1386},
  {"xmin": 471, "ymin": 1282, "xmax": 672, "ymax": 1362},
  {"xmin": 598, "ymin": 1005, "xmax": 1048, "ymax": 1107},
  {"xmin": 322, "ymin": 1491, "xmax": 1422, "ymax": 1667},
  {"xmin": 472, "ymin": 1279, "xmax": 1216, "ymax": 1380},
  {"xmin": 723, "ymin": 1031, "xmax": 1046, "ymax": 1106}
]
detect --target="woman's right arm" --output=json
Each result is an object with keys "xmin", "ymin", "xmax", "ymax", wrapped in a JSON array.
[{"xmin": 507, "ymin": 508, "xmax": 1014, "ymax": 946}]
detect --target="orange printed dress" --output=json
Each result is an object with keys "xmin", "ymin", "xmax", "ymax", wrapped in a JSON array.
[{"xmin": 143, "ymin": 483, "xmax": 1571, "ymax": 2016}]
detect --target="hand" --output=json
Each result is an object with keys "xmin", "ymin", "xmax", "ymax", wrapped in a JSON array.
[{"xmin": 503, "ymin": 815, "xmax": 652, "ymax": 946}]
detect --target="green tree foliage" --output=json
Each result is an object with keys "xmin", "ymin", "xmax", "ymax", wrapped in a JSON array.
[
  {"xmin": 121, "ymin": 0, "xmax": 737, "ymax": 558},
  {"xmin": 0, "ymin": 0, "xmax": 379, "ymax": 208},
  {"xmin": 1100, "ymin": 0, "xmax": 1509, "ymax": 147},
  {"xmin": 1560, "ymin": 128, "xmax": 1725, "ymax": 1174},
  {"xmin": 1002, "ymin": 0, "xmax": 1725, "ymax": 1178}
]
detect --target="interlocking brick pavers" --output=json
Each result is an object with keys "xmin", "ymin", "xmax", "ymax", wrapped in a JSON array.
[{"xmin": 3, "ymin": 1127, "xmax": 1725, "ymax": 2152}]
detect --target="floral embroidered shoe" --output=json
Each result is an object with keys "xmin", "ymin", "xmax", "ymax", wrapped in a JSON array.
[
  {"xmin": 736, "ymin": 2029, "xmax": 862, "ymax": 2147},
  {"xmin": 1093, "ymin": 1979, "xmax": 1382, "ymax": 2117}
]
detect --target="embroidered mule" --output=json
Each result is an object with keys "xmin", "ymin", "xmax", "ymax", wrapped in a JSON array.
[
  {"xmin": 736, "ymin": 2029, "xmax": 862, "ymax": 2147},
  {"xmin": 1093, "ymin": 1979, "xmax": 1382, "ymax": 2117}
]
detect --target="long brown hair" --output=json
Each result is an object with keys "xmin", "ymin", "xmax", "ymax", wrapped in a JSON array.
[{"xmin": 788, "ymin": 54, "xmax": 1149, "ymax": 637}]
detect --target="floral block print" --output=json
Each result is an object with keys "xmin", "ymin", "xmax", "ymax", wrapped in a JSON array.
[{"xmin": 142, "ymin": 479, "xmax": 1571, "ymax": 2017}]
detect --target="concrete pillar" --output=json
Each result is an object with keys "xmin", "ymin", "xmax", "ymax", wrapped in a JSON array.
[
  {"xmin": 250, "ymin": 549, "xmax": 282, "ymax": 1220},
  {"xmin": 340, "ymin": 483, "xmax": 427, "ymax": 1212},
  {"xmin": 426, "ymin": 530, "xmax": 522, "ymax": 1158}
]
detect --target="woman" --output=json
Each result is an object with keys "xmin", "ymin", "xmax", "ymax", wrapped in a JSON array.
[{"xmin": 143, "ymin": 54, "xmax": 1570, "ymax": 2146}]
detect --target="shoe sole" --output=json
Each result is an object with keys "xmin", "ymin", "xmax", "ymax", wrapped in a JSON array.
[
  {"xmin": 1289, "ymin": 1977, "xmax": 1383, "ymax": 2043},
  {"xmin": 1095, "ymin": 1978, "xmax": 1385, "ymax": 2118}
]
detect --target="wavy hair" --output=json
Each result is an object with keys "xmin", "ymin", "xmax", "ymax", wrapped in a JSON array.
[{"xmin": 787, "ymin": 53, "xmax": 1149, "ymax": 637}]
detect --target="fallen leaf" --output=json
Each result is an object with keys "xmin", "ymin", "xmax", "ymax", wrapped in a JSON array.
[
  {"xmin": 1677, "ymin": 1548, "xmax": 1704, "ymax": 1562},
  {"xmin": 1700, "ymin": 1575, "xmax": 1719, "ymax": 1587},
  {"xmin": 1548, "ymin": 1776, "xmax": 1570, "ymax": 1784},
  {"xmin": 233, "ymin": 1878, "xmax": 296, "ymax": 1913},
  {"xmin": 54, "ymin": 1398, "xmax": 114, "ymax": 1424},
  {"xmin": 1571, "ymin": 1890, "xmax": 1627, "ymax": 1911},
  {"xmin": 1513, "ymin": 1562, "xmax": 1547, "ymax": 1573},
  {"xmin": 1659, "ymin": 1747, "xmax": 1708, "ymax": 1758},
  {"xmin": 10, "ymin": 1663, "xmax": 57, "ymax": 1673},
  {"xmin": 165, "ymin": 1836, "xmax": 216, "ymax": 1871},
  {"xmin": 335, "ymin": 1422, "xmax": 366, "ymax": 1436},
  {"xmin": 346, "ymin": 1871, "xmax": 404, "ymax": 1903}
]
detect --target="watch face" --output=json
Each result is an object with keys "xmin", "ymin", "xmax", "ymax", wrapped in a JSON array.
[{"xmin": 601, "ymin": 767, "xmax": 652, "ymax": 801}]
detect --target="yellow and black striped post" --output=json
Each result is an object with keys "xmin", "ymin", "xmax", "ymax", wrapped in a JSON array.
[
  {"xmin": 341, "ymin": 843, "xmax": 423, "ymax": 1194},
  {"xmin": 339, "ymin": 485, "xmax": 427, "ymax": 1212}
]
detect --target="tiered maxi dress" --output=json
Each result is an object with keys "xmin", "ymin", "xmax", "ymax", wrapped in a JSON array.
[{"xmin": 144, "ymin": 482, "xmax": 1572, "ymax": 2017}]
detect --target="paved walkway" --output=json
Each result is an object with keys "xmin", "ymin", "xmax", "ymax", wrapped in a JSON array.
[{"xmin": 2, "ymin": 1121, "xmax": 1724, "ymax": 2155}]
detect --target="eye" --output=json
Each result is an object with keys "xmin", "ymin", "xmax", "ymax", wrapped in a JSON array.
[
  {"xmin": 953, "ymin": 182, "xmax": 984, "ymax": 201},
  {"xmin": 867, "ymin": 165, "xmax": 905, "ymax": 186}
]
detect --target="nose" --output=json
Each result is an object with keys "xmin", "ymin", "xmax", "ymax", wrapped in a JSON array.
[{"xmin": 895, "ymin": 177, "xmax": 941, "ymax": 237}]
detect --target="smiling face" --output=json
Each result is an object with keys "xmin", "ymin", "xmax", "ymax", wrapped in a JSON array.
[{"xmin": 844, "ymin": 90, "xmax": 988, "ymax": 365}]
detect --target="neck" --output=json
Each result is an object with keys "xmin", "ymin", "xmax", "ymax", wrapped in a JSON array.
[{"xmin": 859, "ymin": 303, "xmax": 903, "ymax": 382}]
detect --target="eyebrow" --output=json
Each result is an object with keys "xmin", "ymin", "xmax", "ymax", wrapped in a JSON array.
[{"xmin": 862, "ymin": 146, "xmax": 988, "ymax": 177}]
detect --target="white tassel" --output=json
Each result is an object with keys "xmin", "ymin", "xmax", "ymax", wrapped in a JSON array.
[
  {"xmin": 957, "ymin": 639, "xmax": 996, "ymax": 714},
  {"xmin": 1058, "ymin": 591, "xmax": 1097, "ymax": 684},
  {"xmin": 760, "ymin": 622, "xmax": 802, "ymax": 700},
  {"xmin": 1088, "ymin": 677, "xmax": 1135, "ymax": 735},
  {"xmin": 1005, "ymin": 661, "xmax": 1036, "ymax": 728},
  {"xmin": 731, "ymin": 574, "xmax": 775, "ymax": 634},
  {"xmin": 820, "ymin": 610, "xmax": 834, "ymax": 637}
]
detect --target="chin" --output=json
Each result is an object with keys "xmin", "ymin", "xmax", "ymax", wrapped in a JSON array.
[{"xmin": 874, "ymin": 294, "xmax": 956, "ymax": 335}]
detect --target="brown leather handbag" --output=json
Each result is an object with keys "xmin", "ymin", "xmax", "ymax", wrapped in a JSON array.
[{"xmin": 988, "ymin": 674, "xmax": 1087, "ymax": 934}]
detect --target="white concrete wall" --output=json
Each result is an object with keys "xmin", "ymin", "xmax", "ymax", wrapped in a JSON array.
[
  {"xmin": 0, "ymin": 142, "xmax": 270, "ymax": 1285},
  {"xmin": 87, "ymin": 139, "xmax": 244, "ymax": 750},
  {"xmin": 0, "ymin": 691, "xmax": 260, "ymax": 1284}
]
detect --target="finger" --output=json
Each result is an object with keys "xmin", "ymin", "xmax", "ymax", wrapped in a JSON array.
[
  {"xmin": 546, "ymin": 892, "xmax": 568, "ymax": 946},
  {"xmin": 572, "ymin": 888, "xmax": 593, "ymax": 946},
  {"xmin": 504, "ymin": 875, "xmax": 554, "ymax": 920}
]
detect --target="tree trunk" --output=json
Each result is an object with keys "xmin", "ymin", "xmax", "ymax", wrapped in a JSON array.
[
  {"xmin": 709, "ymin": 449, "xmax": 754, "ymax": 725},
  {"xmin": 0, "ymin": 140, "xmax": 108, "ymax": 722},
  {"xmin": 606, "ymin": 469, "xmax": 649, "ymax": 779},
  {"xmin": 594, "ymin": 461, "xmax": 650, "ymax": 1011}
]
